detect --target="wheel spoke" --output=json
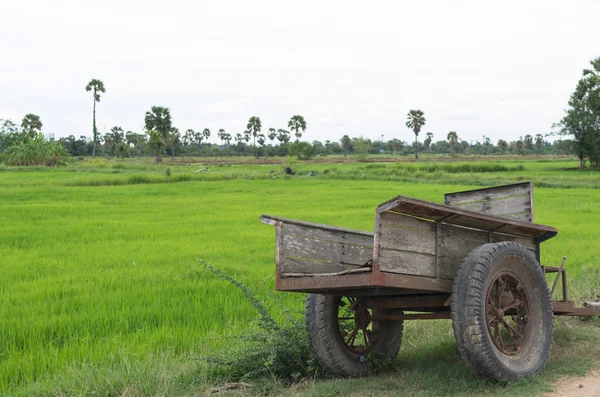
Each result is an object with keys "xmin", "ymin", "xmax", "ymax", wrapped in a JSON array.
[
  {"xmin": 501, "ymin": 299, "xmax": 521, "ymax": 312},
  {"xmin": 498, "ymin": 317, "xmax": 522, "ymax": 338},
  {"xmin": 362, "ymin": 328, "xmax": 369, "ymax": 345},
  {"xmin": 337, "ymin": 317, "xmax": 355, "ymax": 320},
  {"xmin": 494, "ymin": 322, "xmax": 505, "ymax": 351},
  {"xmin": 495, "ymin": 279, "xmax": 501, "ymax": 307},
  {"xmin": 347, "ymin": 327, "xmax": 358, "ymax": 346}
]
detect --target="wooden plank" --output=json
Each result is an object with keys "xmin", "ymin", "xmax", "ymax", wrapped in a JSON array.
[
  {"xmin": 444, "ymin": 182, "xmax": 532, "ymax": 206},
  {"xmin": 452, "ymin": 195, "xmax": 531, "ymax": 219},
  {"xmin": 378, "ymin": 249, "xmax": 436, "ymax": 277},
  {"xmin": 375, "ymin": 196, "xmax": 556, "ymax": 240},
  {"xmin": 282, "ymin": 223, "xmax": 373, "ymax": 247},
  {"xmin": 281, "ymin": 234, "xmax": 372, "ymax": 266},
  {"xmin": 281, "ymin": 257, "xmax": 346, "ymax": 274},
  {"xmin": 261, "ymin": 215, "xmax": 372, "ymax": 237},
  {"xmin": 378, "ymin": 224, "xmax": 435, "ymax": 255},
  {"xmin": 379, "ymin": 211, "xmax": 435, "ymax": 232}
]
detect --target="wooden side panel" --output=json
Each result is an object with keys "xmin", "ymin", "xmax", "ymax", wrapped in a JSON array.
[
  {"xmin": 278, "ymin": 222, "xmax": 373, "ymax": 274},
  {"xmin": 444, "ymin": 182, "xmax": 534, "ymax": 222},
  {"xmin": 376, "ymin": 211, "xmax": 537, "ymax": 279}
]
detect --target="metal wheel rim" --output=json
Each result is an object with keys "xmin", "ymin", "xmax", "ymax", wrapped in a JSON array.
[
  {"xmin": 485, "ymin": 272, "xmax": 532, "ymax": 355},
  {"xmin": 333, "ymin": 296, "xmax": 380, "ymax": 355}
]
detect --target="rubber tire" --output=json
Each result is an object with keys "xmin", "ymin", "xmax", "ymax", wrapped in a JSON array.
[
  {"xmin": 305, "ymin": 293, "xmax": 404, "ymax": 377},
  {"xmin": 451, "ymin": 242, "xmax": 553, "ymax": 381}
]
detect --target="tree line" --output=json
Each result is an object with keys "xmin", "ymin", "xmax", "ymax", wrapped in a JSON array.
[{"xmin": 2, "ymin": 58, "xmax": 600, "ymax": 166}]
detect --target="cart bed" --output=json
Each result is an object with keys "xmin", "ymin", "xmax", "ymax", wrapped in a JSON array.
[{"xmin": 261, "ymin": 183, "xmax": 557, "ymax": 295}]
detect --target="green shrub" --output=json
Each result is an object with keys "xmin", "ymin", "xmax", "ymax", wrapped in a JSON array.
[{"xmin": 200, "ymin": 260, "xmax": 320, "ymax": 383}]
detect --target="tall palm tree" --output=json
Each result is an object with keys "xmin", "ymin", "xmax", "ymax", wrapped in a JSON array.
[
  {"xmin": 405, "ymin": 110, "xmax": 426, "ymax": 160},
  {"xmin": 447, "ymin": 131, "xmax": 458, "ymax": 157},
  {"xmin": 144, "ymin": 106, "xmax": 172, "ymax": 139},
  {"xmin": 288, "ymin": 115, "xmax": 306, "ymax": 141},
  {"xmin": 246, "ymin": 116, "xmax": 262, "ymax": 157},
  {"xmin": 144, "ymin": 106, "xmax": 171, "ymax": 162},
  {"xmin": 21, "ymin": 114, "xmax": 43, "ymax": 138},
  {"xmin": 267, "ymin": 128, "xmax": 277, "ymax": 144},
  {"xmin": 85, "ymin": 79, "xmax": 106, "ymax": 157}
]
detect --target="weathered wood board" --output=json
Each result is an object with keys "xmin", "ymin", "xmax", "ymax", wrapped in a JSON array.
[
  {"xmin": 263, "ymin": 217, "xmax": 374, "ymax": 275},
  {"xmin": 375, "ymin": 211, "xmax": 538, "ymax": 279},
  {"xmin": 444, "ymin": 182, "xmax": 534, "ymax": 222}
]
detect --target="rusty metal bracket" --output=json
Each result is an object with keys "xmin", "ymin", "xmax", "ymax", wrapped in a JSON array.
[
  {"xmin": 435, "ymin": 221, "xmax": 442, "ymax": 279},
  {"xmin": 550, "ymin": 256, "xmax": 567, "ymax": 298}
]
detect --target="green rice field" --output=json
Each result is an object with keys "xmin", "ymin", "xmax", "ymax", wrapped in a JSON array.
[{"xmin": 2, "ymin": 157, "xmax": 600, "ymax": 396}]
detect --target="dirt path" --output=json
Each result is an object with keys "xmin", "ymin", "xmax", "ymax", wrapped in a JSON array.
[{"xmin": 545, "ymin": 370, "xmax": 600, "ymax": 397}]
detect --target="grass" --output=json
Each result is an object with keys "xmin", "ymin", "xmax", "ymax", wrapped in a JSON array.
[{"xmin": 1, "ymin": 156, "xmax": 600, "ymax": 396}]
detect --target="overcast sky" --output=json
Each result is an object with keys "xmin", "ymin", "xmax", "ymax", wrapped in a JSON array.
[{"xmin": 1, "ymin": 0, "xmax": 598, "ymax": 144}]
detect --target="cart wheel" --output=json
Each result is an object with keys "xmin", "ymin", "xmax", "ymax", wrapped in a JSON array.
[
  {"xmin": 305, "ymin": 294, "xmax": 403, "ymax": 376},
  {"xmin": 451, "ymin": 242, "xmax": 553, "ymax": 381}
]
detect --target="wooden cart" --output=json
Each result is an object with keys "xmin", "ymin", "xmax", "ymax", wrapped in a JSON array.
[{"xmin": 261, "ymin": 182, "xmax": 600, "ymax": 380}]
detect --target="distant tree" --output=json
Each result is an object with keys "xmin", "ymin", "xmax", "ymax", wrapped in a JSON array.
[
  {"xmin": 267, "ymin": 128, "xmax": 277, "ymax": 144},
  {"xmin": 497, "ymin": 139, "xmax": 508, "ymax": 154},
  {"xmin": 535, "ymin": 134, "xmax": 544, "ymax": 153},
  {"xmin": 85, "ymin": 79, "xmax": 106, "ymax": 157},
  {"xmin": 104, "ymin": 126, "xmax": 125, "ymax": 156},
  {"xmin": 246, "ymin": 116, "xmax": 262, "ymax": 157},
  {"xmin": 424, "ymin": 132, "xmax": 433, "ymax": 152},
  {"xmin": 447, "ymin": 131, "xmax": 458, "ymax": 156},
  {"xmin": 147, "ymin": 130, "xmax": 165, "ymax": 163},
  {"xmin": 144, "ymin": 106, "xmax": 171, "ymax": 161},
  {"xmin": 224, "ymin": 133, "xmax": 232, "ymax": 145},
  {"xmin": 21, "ymin": 114, "xmax": 43, "ymax": 138},
  {"xmin": 516, "ymin": 137, "xmax": 524, "ymax": 153},
  {"xmin": 524, "ymin": 134, "xmax": 533, "ymax": 151},
  {"xmin": 288, "ymin": 115, "xmax": 306, "ymax": 141},
  {"xmin": 202, "ymin": 128, "xmax": 211, "ymax": 142},
  {"xmin": 218, "ymin": 129, "xmax": 226, "ymax": 146},
  {"xmin": 183, "ymin": 129, "xmax": 195, "ymax": 147},
  {"xmin": 144, "ymin": 106, "xmax": 171, "ymax": 140},
  {"xmin": 276, "ymin": 129, "xmax": 290, "ymax": 147},
  {"xmin": 324, "ymin": 140, "xmax": 331, "ymax": 154},
  {"xmin": 341, "ymin": 135, "xmax": 351, "ymax": 157},
  {"xmin": 391, "ymin": 138, "xmax": 404, "ymax": 155},
  {"xmin": 482, "ymin": 135, "xmax": 491, "ymax": 154},
  {"xmin": 243, "ymin": 130, "xmax": 251, "ymax": 144},
  {"xmin": 257, "ymin": 134, "xmax": 266, "ymax": 156},
  {"xmin": 405, "ymin": 109, "xmax": 426, "ymax": 160},
  {"xmin": 168, "ymin": 127, "xmax": 180, "ymax": 159},
  {"xmin": 289, "ymin": 141, "xmax": 314, "ymax": 160}
]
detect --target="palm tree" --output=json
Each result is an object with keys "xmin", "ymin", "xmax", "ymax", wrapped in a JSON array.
[
  {"xmin": 218, "ymin": 129, "xmax": 225, "ymax": 146},
  {"xmin": 447, "ymin": 131, "xmax": 458, "ymax": 157},
  {"xmin": 21, "ymin": 114, "xmax": 43, "ymax": 138},
  {"xmin": 144, "ymin": 106, "xmax": 171, "ymax": 162},
  {"xmin": 183, "ymin": 129, "xmax": 195, "ymax": 147},
  {"xmin": 168, "ymin": 127, "xmax": 180, "ymax": 159},
  {"xmin": 405, "ymin": 110, "xmax": 426, "ymax": 160},
  {"xmin": 246, "ymin": 116, "xmax": 262, "ymax": 157},
  {"xmin": 424, "ymin": 132, "xmax": 434, "ymax": 152},
  {"xmin": 288, "ymin": 115, "xmax": 306, "ymax": 141},
  {"xmin": 267, "ymin": 128, "xmax": 277, "ymax": 144},
  {"xmin": 341, "ymin": 135, "xmax": 351, "ymax": 157},
  {"xmin": 277, "ymin": 129, "xmax": 290, "ymax": 145},
  {"xmin": 85, "ymin": 79, "xmax": 106, "ymax": 157},
  {"xmin": 144, "ymin": 107, "xmax": 171, "ymax": 139}
]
